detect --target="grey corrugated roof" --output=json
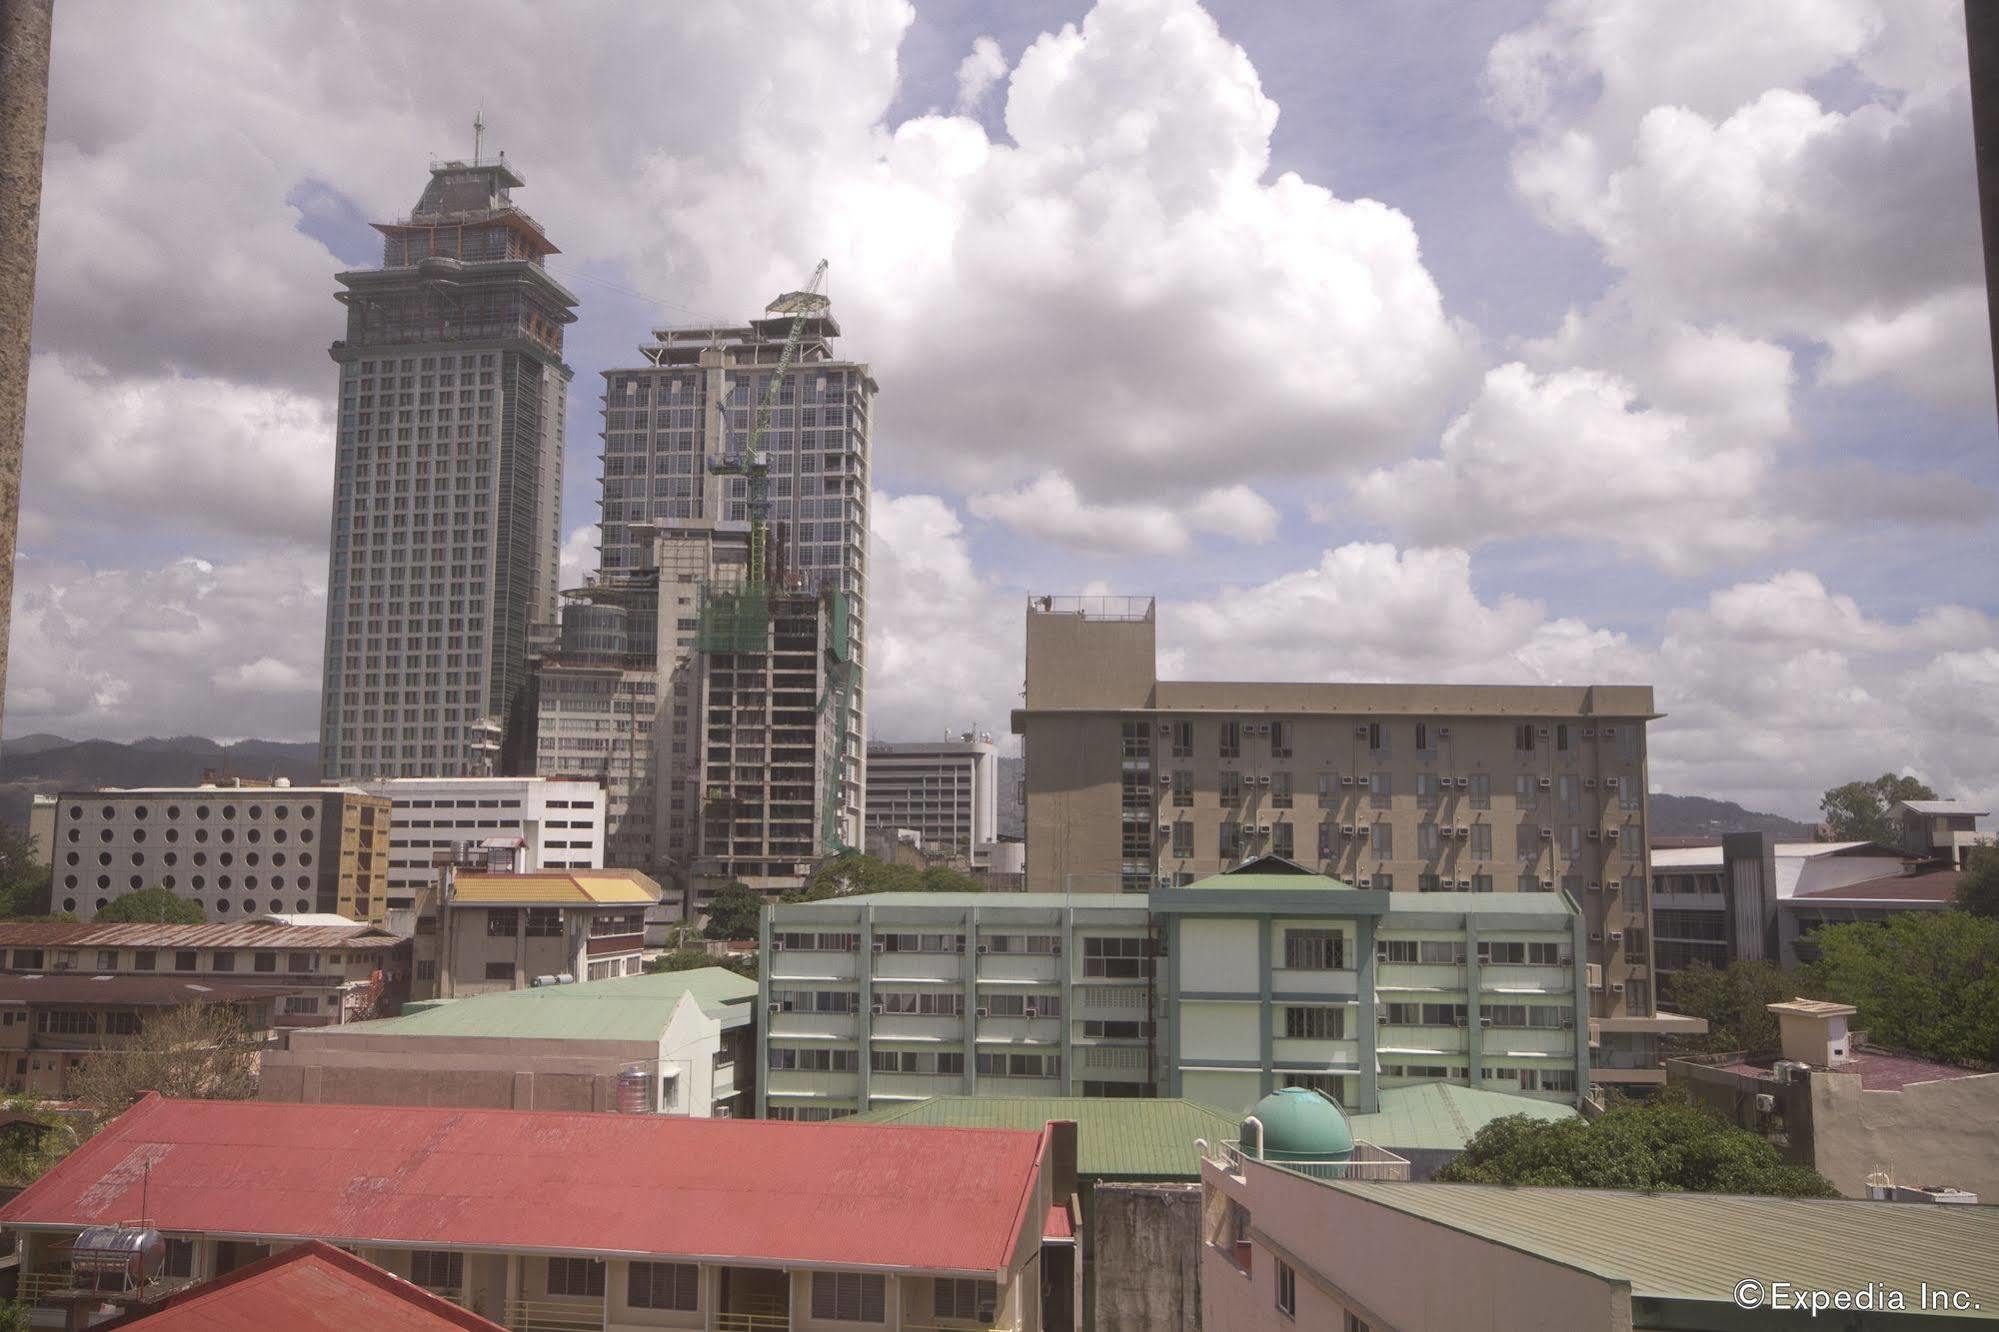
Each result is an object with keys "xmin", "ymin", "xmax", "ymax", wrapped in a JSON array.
[
  {"xmin": 1312, "ymin": 1179, "xmax": 1999, "ymax": 1310},
  {"xmin": 1898, "ymin": 800, "xmax": 1989, "ymax": 816}
]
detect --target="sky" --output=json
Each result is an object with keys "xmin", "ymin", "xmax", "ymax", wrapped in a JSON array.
[{"xmin": 9, "ymin": 0, "xmax": 1998, "ymax": 823}]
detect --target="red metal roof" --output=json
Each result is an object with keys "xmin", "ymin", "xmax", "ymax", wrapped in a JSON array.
[
  {"xmin": 94, "ymin": 1240, "xmax": 503, "ymax": 1331},
  {"xmin": 1043, "ymin": 1204, "xmax": 1074, "ymax": 1240},
  {"xmin": 0, "ymin": 922, "xmax": 401, "ymax": 951},
  {"xmin": 1, "ymin": 1096, "xmax": 1046, "ymax": 1277},
  {"xmin": 0, "ymin": 974, "xmax": 307, "ymax": 1007}
]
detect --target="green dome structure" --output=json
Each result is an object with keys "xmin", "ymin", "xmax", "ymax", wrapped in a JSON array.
[{"xmin": 1245, "ymin": 1087, "xmax": 1354, "ymax": 1164}]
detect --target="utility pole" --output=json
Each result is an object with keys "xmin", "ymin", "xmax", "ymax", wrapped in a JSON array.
[
  {"xmin": 0, "ymin": 0, "xmax": 53, "ymax": 753},
  {"xmin": 1968, "ymin": 0, "xmax": 1999, "ymax": 428}
]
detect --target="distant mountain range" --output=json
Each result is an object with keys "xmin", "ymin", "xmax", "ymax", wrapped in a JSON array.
[
  {"xmin": 0, "ymin": 736, "xmax": 1813, "ymax": 846},
  {"xmin": 1646, "ymin": 792, "xmax": 1815, "ymax": 840},
  {"xmin": 0, "ymin": 736, "xmax": 321, "ymax": 829}
]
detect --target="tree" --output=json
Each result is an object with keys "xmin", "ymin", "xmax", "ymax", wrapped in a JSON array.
[
  {"xmin": 1805, "ymin": 912, "xmax": 1999, "ymax": 1066},
  {"xmin": 0, "ymin": 1096, "xmax": 79, "ymax": 1188},
  {"xmin": 702, "ymin": 882, "xmax": 764, "ymax": 941},
  {"xmin": 1434, "ymin": 1103, "xmax": 1839, "ymax": 1197},
  {"xmin": 1662, "ymin": 960, "xmax": 1803, "ymax": 1054},
  {"xmin": 0, "ymin": 822, "xmax": 48, "ymax": 917},
  {"xmin": 1957, "ymin": 847, "xmax": 1999, "ymax": 919},
  {"xmin": 72, "ymin": 1003, "xmax": 261, "ymax": 1119},
  {"xmin": 93, "ymin": 888, "xmax": 203, "ymax": 925},
  {"xmin": 648, "ymin": 947, "xmax": 719, "ymax": 974},
  {"xmin": 916, "ymin": 864, "xmax": 983, "ymax": 894},
  {"xmin": 1817, "ymin": 773, "xmax": 1936, "ymax": 844}
]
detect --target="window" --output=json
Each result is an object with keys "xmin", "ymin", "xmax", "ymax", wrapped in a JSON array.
[
  {"xmin": 287, "ymin": 953, "xmax": 319, "ymax": 973},
  {"xmin": 1555, "ymin": 722, "xmax": 1571, "ymax": 751},
  {"xmin": 1469, "ymin": 773, "xmax": 1490, "ymax": 809},
  {"xmin": 1514, "ymin": 723, "xmax": 1536, "ymax": 752},
  {"xmin": 133, "ymin": 951, "xmax": 157, "ymax": 972},
  {"xmin": 1219, "ymin": 771, "xmax": 1243, "ymax": 809},
  {"xmin": 1414, "ymin": 721, "xmax": 1434, "ymax": 755},
  {"xmin": 1283, "ymin": 929, "xmax": 1343, "ymax": 970},
  {"xmin": 484, "ymin": 962, "xmax": 516, "ymax": 981},
  {"xmin": 281, "ymin": 996, "xmax": 320, "ymax": 1015},
  {"xmin": 415, "ymin": 959, "xmax": 436, "ymax": 981},
  {"xmin": 1219, "ymin": 721, "xmax": 1241, "ymax": 759},
  {"xmin": 1415, "ymin": 773, "xmax": 1439, "ymax": 808},
  {"xmin": 173, "ymin": 951, "xmax": 197, "ymax": 972},
  {"xmin": 1418, "ymin": 872, "xmax": 1443, "ymax": 892},
  {"xmin": 1346, "ymin": 1315, "xmax": 1373, "ymax": 1332},
  {"xmin": 1558, "ymin": 774, "xmax": 1579, "ymax": 812},
  {"xmin": 1472, "ymin": 873, "xmax": 1494, "ymax": 893},
  {"xmin": 1082, "ymin": 936, "xmax": 1150, "ymax": 978},
  {"xmin": 1283, "ymin": 1006, "xmax": 1344, "ymax": 1039},
  {"xmin": 1271, "ymin": 772, "xmax": 1293, "ymax": 808},
  {"xmin": 1169, "ymin": 720, "xmax": 1194, "ymax": 758},
  {"xmin": 253, "ymin": 951, "xmax": 278, "ymax": 974},
  {"xmin": 1624, "ymin": 977, "xmax": 1651, "ymax": 1013},
  {"xmin": 486, "ymin": 908, "xmax": 519, "ymax": 936},
  {"xmin": 1219, "ymin": 822, "xmax": 1243, "ymax": 860},
  {"xmin": 1370, "ymin": 823, "xmax": 1392, "ymax": 857},
  {"xmin": 1470, "ymin": 824, "xmax": 1492, "ymax": 857},
  {"xmin": 1316, "ymin": 774, "xmax": 1337, "ymax": 808},
  {"xmin": 1368, "ymin": 772, "xmax": 1390, "ymax": 808},
  {"xmin": 934, "ymin": 1278, "xmax": 998, "ymax": 1323},
  {"xmin": 526, "ymin": 908, "xmax": 563, "ymax": 937},
  {"xmin": 1083, "ymin": 1019, "xmax": 1143, "ymax": 1038},
  {"xmin": 1269, "ymin": 721, "xmax": 1293, "ymax": 758},
  {"xmin": 546, "ymin": 1257, "xmax": 604, "ymax": 1298},
  {"xmin": 1418, "ymin": 823, "xmax": 1439, "ymax": 856},
  {"xmin": 976, "ymin": 1051, "xmax": 1062, "ymax": 1078},
  {"xmin": 1172, "ymin": 770, "xmax": 1193, "ymax": 808},
  {"xmin": 1171, "ymin": 821, "xmax": 1194, "ymax": 858},
  {"xmin": 768, "ymin": 1047, "xmax": 857, "ymax": 1071},
  {"xmin": 876, "ymin": 991, "xmax": 962, "ymax": 1016},
  {"xmin": 411, "ymin": 1250, "xmax": 462, "ymax": 1292},
  {"xmin": 1366, "ymin": 722, "xmax": 1388, "ymax": 752},
  {"xmin": 1480, "ymin": 940, "xmax": 1564, "ymax": 965},
  {"xmin": 628, "ymin": 1261, "xmax": 698, "ymax": 1311},
  {"xmin": 94, "ymin": 950, "xmax": 117, "ymax": 971},
  {"xmin": 39, "ymin": 1011, "xmax": 96, "ymax": 1035},
  {"xmin": 1271, "ymin": 823, "xmax": 1293, "ymax": 858},
  {"xmin": 1277, "ymin": 1261, "xmax": 1297, "ymax": 1317},
  {"xmin": 1515, "ymin": 774, "xmax": 1536, "ymax": 802},
  {"xmin": 812, "ymin": 1272, "xmax": 886, "ymax": 1322},
  {"xmin": 104, "ymin": 1011, "xmax": 141, "ymax": 1036},
  {"xmin": 1624, "ymin": 927, "xmax": 1648, "ymax": 964}
]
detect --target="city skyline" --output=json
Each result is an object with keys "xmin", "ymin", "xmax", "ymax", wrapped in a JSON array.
[{"xmin": 5, "ymin": 0, "xmax": 1996, "ymax": 823}]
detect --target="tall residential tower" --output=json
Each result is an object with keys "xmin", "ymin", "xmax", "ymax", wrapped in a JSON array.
[{"xmin": 320, "ymin": 151, "xmax": 576, "ymax": 781}]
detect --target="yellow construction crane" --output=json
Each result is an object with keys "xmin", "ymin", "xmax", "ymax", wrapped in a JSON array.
[{"xmin": 707, "ymin": 259, "xmax": 830, "ymax": 592}]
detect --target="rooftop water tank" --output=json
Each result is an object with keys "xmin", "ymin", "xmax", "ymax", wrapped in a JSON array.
[
  {"xmin": 70, "ymin": 1225, "xmax": 164, "ymax": 1292},
  {"xmin": 1245, "ymin": 1087, "xmax": 1354, "ymax": 1165}
]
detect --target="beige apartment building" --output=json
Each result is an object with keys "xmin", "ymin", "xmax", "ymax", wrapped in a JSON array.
[{"xmin": 1012, "ymin": 597, "xmax": 1698, "ymax": 1088}]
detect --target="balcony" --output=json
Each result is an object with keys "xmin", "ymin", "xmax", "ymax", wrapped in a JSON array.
[
  {"xmin": 502, "ymin": 1298, "xmax": 602, "ymax": 1332},
  {"xmin": 1268, "ymin": 966, "xmax": 1359, "ymax": 999},
  {"xmin": 1374, "ymin": 962, "xmax": 1466, "ymax": 993},
  {"xmin": 1203, "ymin": 1137, "xmax": 1410, "ymax": 1182},
  {"xmin": 1479, "ymin": 964, "xmax": 1572, "ymax": 996},
  {"xmin": 1377, "ymin": 1025, "xmax": 1467, "ymax": 1055}
]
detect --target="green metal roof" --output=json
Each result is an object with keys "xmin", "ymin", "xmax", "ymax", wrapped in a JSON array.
[
  {"xmin": 846, "ymin": 1097, "xmax": 1240, "ymax": 1180},
  {"xmin": 1345, "ymin": 1082, "xmax": 1579, "ymax": 1152},
  {"xmin": 1311, "ymin": 1179, "xmax": 1999, "ymax": 1313},
  {"xmin": 318, "ymin": 969, "xmax": 757, "ymax": 1043}
]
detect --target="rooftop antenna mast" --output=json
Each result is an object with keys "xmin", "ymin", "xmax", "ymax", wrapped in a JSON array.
[{"xmin": 473, "ymin": 109, "xmax": 485, "ymax": 166}]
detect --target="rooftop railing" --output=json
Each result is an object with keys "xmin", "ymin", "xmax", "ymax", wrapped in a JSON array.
[
  {"xmin": 1198, "ymin": 1118, "xmax": 1412, "ymax": 1182},
  {"xmin": 1027, "ymin": 594, "xmax": 1155, "ymax": 622}
]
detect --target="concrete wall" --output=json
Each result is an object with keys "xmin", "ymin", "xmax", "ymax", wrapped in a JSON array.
[
  {"xmin": 1022, "ymin": 715, "xmax": 1128, "ymax": 893},
  {"xmin": 1808, "ymin": 1068, "xmax": 1999, "ymax": 1199},
  {"xmin": 1023, "ymin": 609, "xmax": 1157, "ymax": 711},
  {"xmin": 259, "ymin": 1033, "xmax": 666, "ymax": 1112},
  {"xmin": 1091, "ymin": 1182, "xmax": 1201, "ymax": 1332}
]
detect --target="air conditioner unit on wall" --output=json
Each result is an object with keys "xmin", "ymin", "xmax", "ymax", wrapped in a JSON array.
[
  {"xmin": 1589, "ymin": 931, "xmax": 1603, "ymax": 942},
  {"xmin": 1586, "ymin": 881, "xmax": 1602, "ymax": 893},
  {"xmin": 1604, "ymin": 726, "xmax": 1618, "ymax": 738},
  {"xmin": 871, "ymin": 1004, "xmax": 884, "ymax": 1015},
  {"xmin": 1355, "ymin": 724, "xmax": 1370, "ymax": 736},
  {"xmin": 1606, "ymin": 777, "xmax": 1621, "ymax": 789},
  {"xmin": 1587, "ymin": 829, "xmax": 1601, "ymax": 841},
  {"xmin": 1538, "ymin": 777, "xmax": 1552, "ymax": 790},
  {"xmin": 1539, "ymin": 827, "xmax": 1554, "ymax": 840},
  {"xmin": 1611, "ymin": 981, "xmax": 1625, "ymax": 994},
  {"xmin": 1607, "ymin": 880, "xmax": 1623, "ymax": 894},
  {"xmin": 1583, "ymin": 728, "xmax": 1596, "ymax": 738},
  {"xmin": 1341, "ymin": 775, "xmax": 1356, "ymax": 786},
  {"xmin": 975, "ymin": 1007, "xmax": 989, "ymax": 1018},
  {"xmin": 1584, "ymin": 778, "xmax": 1597, "ymax": 789}
]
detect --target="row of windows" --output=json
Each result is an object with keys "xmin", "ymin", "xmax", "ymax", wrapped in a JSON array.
[
  {"xmin": 65, "ymin": 803, "xmax": 319, "ymax": 823},
  {"xmin": 1150, "ymin": 718, "xmax": 1639, "ymax": 759}
]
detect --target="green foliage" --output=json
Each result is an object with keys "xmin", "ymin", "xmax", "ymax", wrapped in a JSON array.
[
  {"xmin": 1957, "ymin": 847, "xmax": 1999, "ymax": 920},
  {"xmin": 702, "ymin": 882, "xmax": 765, "ymax": 941},
  {"xmin": 0, "ymin": 1298, "xmax": 29, "ymax": 1332},
  {"xmin": 1817, "ymin": 773, "xmax": 1935, "ymax": 844},
  {"xmin": 1663, "ymin": 960, "xmax": 1803, "ymax": 1054},
  {"xmin": 73, "ymin": 1003, "xmax": 260, "ymax": 1120},
  {"xmin": 786, "ymin": 853, "xmax": 984, "ymax": 904},
  {"xmin": 0, "ymin": 1097, "xmax": 79, "ymax": 1189},
  {"xmin": 93, "ymin": 888, "xmax": 204, "ymax": 924},
  {"xmin": 1805, "ymin": 912, "xmax": 1999, "ymax": 1065},
  {"xmin": 0, "ymin": 823, "xmax": 50, "ymax": 917},
  {"xmin": 647, "ymin": 947, "xmax": 717, "ymax": 973},
  {"xmin": 1434, "ymin": 1103, "xmax": 1840, "ymax": 1197}
]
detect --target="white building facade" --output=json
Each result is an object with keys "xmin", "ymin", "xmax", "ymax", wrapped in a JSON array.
[
  {"xmin": 359, "ymin": 777, "xmax": 607, "ymax": 914},
  {"xmin": 864, "ymin": 735, "xmax": 1000, "ymax": 864}
]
